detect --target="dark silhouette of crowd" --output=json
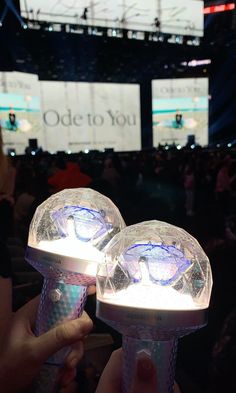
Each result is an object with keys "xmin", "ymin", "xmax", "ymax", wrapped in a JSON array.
[{"xmin": 1, "ymin": 136, "xmax": 236, "ymax": 392}]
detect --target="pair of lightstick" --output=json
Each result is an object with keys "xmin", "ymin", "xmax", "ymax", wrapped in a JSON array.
[{"xmin": 25, "ymin": 188, "xmax": 212, "ymax": 393}]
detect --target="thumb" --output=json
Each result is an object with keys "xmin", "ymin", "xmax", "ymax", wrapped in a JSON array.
[
  {"xmin": 33, "ymin": 312, "xmax": 93, "ymax": 363},
  {"xmin": 131, "ymin": 351, "xmax": 157, "ymax": 393}
]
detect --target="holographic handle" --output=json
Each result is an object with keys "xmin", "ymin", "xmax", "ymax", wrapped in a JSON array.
[
  {"xmin": 33, "ymin": 278, "xmax": 87, "ymax": 393},
  {"xmin": 123, "ymin": 336, "xmax": 177, "ymax": 393}
]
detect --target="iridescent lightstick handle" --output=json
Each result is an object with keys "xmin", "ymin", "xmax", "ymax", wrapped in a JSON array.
[
  {"xmin": 25, "ymin": 247, "xmax": 96, "ymax": 393},
  {"xmin": 32, "ymin": 279, "xmax": 88, "ymax": 393},
  {"xmin": 123, "ymin": 336, "xmax": 177, "ymax": 393}
]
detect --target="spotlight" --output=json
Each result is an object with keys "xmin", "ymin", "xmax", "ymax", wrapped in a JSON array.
[
  {"xmin": 26, "ymin": 188, "xmax": 125, "ymax": 391},
  {"xmin": 97, "ymin": 220, "xmax": 212, "ymax": 393},
  {"xmin": 192, "ymin": 37, "xmax": 200, "ymax": 46},
  {"xmin": 175, "ymin": 35, "xmax": 183, "ymax": 44},
  {"xmin": 107, "ymin": 28, "xmax": 123, "ymax": 38},
  {"xmin": 7, "ymin": 148, "xmax": 16, "ymax": 156}
]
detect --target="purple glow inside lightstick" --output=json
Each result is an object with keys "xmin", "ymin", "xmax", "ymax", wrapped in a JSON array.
[
  {"xmin": 96, "ymin": 220, "xmax": 212, "ymax": 393},
  {"xmin": 25, "ymin": 188, "xmax": 125, "ymax": 393}
]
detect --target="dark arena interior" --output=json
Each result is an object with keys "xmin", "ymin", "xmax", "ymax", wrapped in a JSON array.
[{"xmin": 0, "ymin": 1, "xmax": 236, "ymax": 392}]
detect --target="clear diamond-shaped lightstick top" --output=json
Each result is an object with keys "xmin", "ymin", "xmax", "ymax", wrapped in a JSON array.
[
  {"xmin": 27, "ymin": 188, "xmax": 125, "ymax": 277},
  {"xmin": 25, "ymin": 188, "xmax": 125, "ymax": 393},
  {"xmin": 97, "ymin": 220, "xmax": 212, "ymax": 310}
]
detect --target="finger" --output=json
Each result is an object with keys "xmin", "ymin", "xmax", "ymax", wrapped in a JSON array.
[
  {"xmin": 64, "ymin": 341, "xmax": 84, "ymax": 369},
  {"xmin": 87, "ymin": 285, "xmax": 96, "ymax": 295},
  {"xmin": 11, "ymin": 296, "xmax": 40, "ymax": 336},
  {"xmin": 131, "ymin": 352, "xmax": 157, "ymax": 393},
  {"xmin": 0, "ymin": 278, "xmax": 12, "ymax": 343},
  {"xmin": 96, "ymin": 349, "xmax": 122, "ymax": 393},
  {"xmin": 60, "ymin": 379, "xmax": 78, "ymax": 392},
  {"xmin": 59, "ymin": 367, "xmax": 77, "ymax": 388},
  {"xmin": 33, "ymin": 312, "xmax": 93, "ymax": 363},
  {"xmin": 174, "ymin": 382, "xmax": 182, "ymax": 393}
]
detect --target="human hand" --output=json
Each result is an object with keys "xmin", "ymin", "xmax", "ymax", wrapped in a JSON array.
[
  {"xmin": 0, "ymin": 293, "xmax": 93, "ymax": 393},
  {"xmin": 96, "ymin": 348, "xmax": 181, "ymax": 393},
  {"xmin": 0, "ymin": 277, "xmax": 12, "ymax": 344}
]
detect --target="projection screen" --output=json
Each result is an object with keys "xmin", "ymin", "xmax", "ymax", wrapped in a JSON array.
[
  {"xmin": 20, "ymin": 0, "xmax": 204, "ymax": 37},
  {"xmin": 152, "ymin": 78, "xmax": 209, "ymax": 147}
]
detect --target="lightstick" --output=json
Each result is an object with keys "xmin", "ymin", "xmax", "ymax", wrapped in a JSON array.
[
  {"xmin": 96, "ymin": 220, "xmax": 212, "ymax": 393},
  {"xmin": 25, "ymin": 188, "xmax": 125, "ymax": 392}
]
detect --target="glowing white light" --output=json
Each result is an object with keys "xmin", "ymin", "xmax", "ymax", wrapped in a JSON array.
[
  {"xmin": 38, "ymin": 238, "xmax": 103, "ymax": 262},
  {"xmin": 185, "ymin": 59, "xmax": 211, "ymax": 67},
  {"xmin": 99, "ymin": 253, "xmax": 196, "ymax": 310},
  {"xmin": 177, "ymin": 145, "xmax": 182, "ymax": 150},
  {"xmin": 101, "ymin": 282, "xmax": 196, "ymax": 310},
  {"xmin": 227, "ymin": 143, "xmax": 232, "ymax": 148},
  {"xmin": 84, "ymin": 149, "xmax": 89, "ymax": 154}
]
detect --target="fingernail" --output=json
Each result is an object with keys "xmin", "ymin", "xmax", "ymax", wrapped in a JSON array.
[
  {"xmin": 60, "ymin": 368, "xmax": 76, "ymax": 387},
  {"xmin": 69, "ymin": 357, "xmax": 79, "ymax": 369},
  {"xmin": 136, "ymin": 351, "xmax": 155, "ymax": 381}
]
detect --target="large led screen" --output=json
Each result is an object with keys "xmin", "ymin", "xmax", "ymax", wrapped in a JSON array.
[
  {"xmin": 0, "ymin": 72, "xmax": 44, "ymax": 155},
  {"xmin": 40, "ymin": 81, "xmax": 141, "ymax": 153},
  {"xmin": 20, "ymin": 0, "xmax": 204, "ymax": 37},
  {"xmin": 152, "ymin": 78, "xmax": 209, "ymax": 147}
]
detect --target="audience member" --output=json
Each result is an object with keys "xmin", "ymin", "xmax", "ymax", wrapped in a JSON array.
[
  {"xmin": 0, "ymin": 126, "xmax": 16, "ymax": 240},
  {"xmin": 215, "ymin": 155, "xmax": 236, "ymax": 214},
  {"xmin": 183, "ymin": 161, "xmax": 195, "ymax": 216},
  {"xmin": 48, "ymin": 157, "xmax": 92, "ymax": 193},
  {"xmin": 0, "ymin": 240, "xmax": 12, "ymax": 344},
  {"xmin": 101, "ymin": 156, "xmax": 121, "ymax": 190},
  {"xmin": 208, "ymin": 308, "xmax": 236, "ymax": 393}
]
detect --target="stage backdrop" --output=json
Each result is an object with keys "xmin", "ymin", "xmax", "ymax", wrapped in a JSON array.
[
  {"xmin": 20, "ymin": 0, "xmax": 203, "ymax": 37},
  {"xmin": 40, "ymin": 81, "xmax": 141, "ymax": 152},
  {"xmin": 0, "ymin": 72, "xmax": 44, "ymax": 154},
  {"xmin": 152, "ymin": 78, "xmax": 209, "ymax": 147}
]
